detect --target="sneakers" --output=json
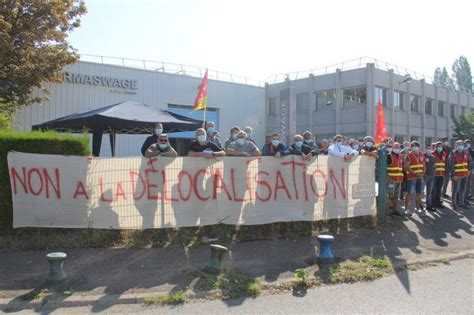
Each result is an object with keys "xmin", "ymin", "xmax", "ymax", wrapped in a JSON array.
[
  {"xmin": 404, "ymin": 210, "xmax": 413, "ymax": 217},
  {"xmin": 416, "ymin": 209, "xmax": 425, "ymax": 215}
]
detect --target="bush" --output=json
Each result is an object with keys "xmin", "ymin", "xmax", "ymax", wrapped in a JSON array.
[
  {"xmin": 0, "ymin": 113, "xmax": 11, "ymax": 131},
  {"xmin": 0, "ymin": 131, "xmax": 90, "ymax": 230}
]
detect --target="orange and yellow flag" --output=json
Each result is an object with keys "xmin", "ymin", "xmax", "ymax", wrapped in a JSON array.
[
  {"xmin": 375, "ymin": 99, "xmax": 388, "ymax": 145},
  {"xmin": 193, "ymin": 69, "xmax": 208, "ymax": 111}
]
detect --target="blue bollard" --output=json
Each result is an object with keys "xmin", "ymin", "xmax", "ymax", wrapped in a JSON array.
[
  {"xmin": 208, "ymin": 244, "xmax": 228, "ymax": 271},
  {"xmin": 46, "ymin": 252, "xmax": 68, "ymax": 283},
  {"xmin": 316, "ymin": 235, "xmax": 334, "ymax": 263}
]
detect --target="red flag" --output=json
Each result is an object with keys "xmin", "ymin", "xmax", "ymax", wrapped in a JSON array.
[
  {"xmin": 193, "ymin": 69, "xmax": 208, "ymax": 111},
  {"xmin": 375, "ymin": 99, "xmax": 387, "ymax": 145}
]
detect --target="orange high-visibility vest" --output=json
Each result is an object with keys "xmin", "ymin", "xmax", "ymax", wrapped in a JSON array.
[
  {"xmin": 453, "ymin": 152, "xmax": 469, "ymax": 178},
  {"xmin": 387, "ymin": 153, "xmax": 404, "ymax": 182},
  {"xmin": 406, "ymin": 151, "xmax": 425, "ymax": 180},
  {"xmin": 433, "ymin": 151, "xmax": 447, "ymax": 177}
]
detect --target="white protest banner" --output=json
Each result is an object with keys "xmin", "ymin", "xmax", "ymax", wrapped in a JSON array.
[{"xmin": 7, "ymin": 152, "xmax": 376, "ymax": 229}]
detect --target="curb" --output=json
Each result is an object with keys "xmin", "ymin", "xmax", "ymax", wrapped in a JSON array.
[{"xmin": 1, "ymin": 251, "xmax": 473, "ymax": 311}]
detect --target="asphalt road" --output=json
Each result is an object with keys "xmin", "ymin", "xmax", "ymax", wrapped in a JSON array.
[{"xmin": 12, "ymin": 258, "xmax": 473, "ymax": 314}]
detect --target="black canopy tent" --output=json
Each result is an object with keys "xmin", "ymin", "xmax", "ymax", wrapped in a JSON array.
[{"xmin": 32, "ymin": 101, "xmax": 203, "ymax": 156}]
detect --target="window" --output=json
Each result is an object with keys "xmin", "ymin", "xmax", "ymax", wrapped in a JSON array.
[
  {"xmin": 394, "ymin": 135, "xmax": 405, "ymax": 144},
  {"xmin": 296, "ymin": 93, "xmax": 309, "ymax": 114},
  {"xmin": 437, "ymin": 101, "xmax": 445, "ymax": 117},
  {"xmin": 450, "ymin": 103, "xmax": 456, "ymax": 118},
  {"xmin": 425, "ymin": 137, "xmax": 434, "ymax": 146},
  {"xmin": 375, "ymin": 87, "xmax": 387, "ymax": 107},
  {"xmin": 410, "ymin": 95, "xmax": 420, "ymax": 112},
  {"xmin": 410, "ymin": 136, "xmax": 420, "ymax": 142},
  {"xmin": 315, "ymin": 90, "xmax": 336, "ymax": 110},
  {"xmin": 425, "ymin": 98, "xmax": 433, "ymax": 115},
  {"xmin": 394, "ymin": 91, "xmax": 405, "ymax": 110},
  {"xmin": 343, "ymin": 87, "xmax": 366, "ymax": 107},
  {"xmin": 268, "ymin": 98, "xmax": 277, "ymax": 116}
]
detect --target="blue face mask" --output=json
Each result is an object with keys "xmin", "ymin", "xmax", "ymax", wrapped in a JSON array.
[
  {"xmin": 272, "ymin": 140, "xmax": 280, "ymax": 147},
  {"xmin": 232, "ymin": 133, "xmax": 238, "ymax": 139},
  {"xmin": 236, "ymin": 138, "xmax": 246, "ymax": 146},
  {"xmin": 467, "ymin": 143, "xmax": 471, "ymax": 149},
  {"xmin": 366, "ymin": 142, "xmax": 373, "ymax": 148},
  {"xmin": 155, "ymin": 128, "xmax": 163, "ymax": 135},
  {"xmin": 295, "ymin": 141, "xmax": 303, "ymax": 148},
  {"xmin": 412, "ymin": 146, "xmax": 420, "ymax": 152},
  {"xmin": 304, "ymin": 139, "xmax": 313, "ymax": 144},
  {"xmin": 159, "ymin": 143, "xmax": 168, "ymax": 150},
  {"xmin": 197, "ymin": 134, "xmax": 206, "ymax": 142},
  {"xmin": 436, "ymin": 147, "xmax": 443, "ymax": 153},
  {"xmin": 353, "ymin": 144, "xmax": 359, "ymax": 150},
  {"xmin": 335, "ymin": 141, "xmax": 342, "ymax": 148},
  {"xmin": 393, "ymin": 148, "xmax": 400, "ymax": 154},
  {"xmin": 457, "ymin": 145, "xmax": 464, "ymax": 151},
  {"xmin": 207, "ymin": 127, "xmax": 215, "ymax": 133}
]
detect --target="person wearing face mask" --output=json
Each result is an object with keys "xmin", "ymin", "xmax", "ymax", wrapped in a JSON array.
[
  {"xmin": 405, "ymin": 141, "xmax": 425, "ymax": 215},
  {"xmin": 360, "ymin": 136, "xmax": 379, "ymax": 159},
  {"xmin": 262, "ymin": 133, "xmax": 288, "ymax": 157},
  {"xmin": 302, "ymin": 131, "xmax": 315, "ymax": 148},
  {"xmin": 441, "ymin": 137, "xmax": 452, "ymax": 198},
  {"xmin": 226, "ymin": 131, "xmax": 261, "ymax": 157},
  {"xmin": 448, "ymin": 140, "xmax": 469, "ymax": 210},
  {"xmin": 141, "ymin": 122, "xmax": 164, "ymax": 156},
  {"xmin": 328, "ymin": 135, "xmax": 358, "ymax": 162},
  {"xmin": 387, "ymin": 142, "xmax": 404, "ymax": 216},
  {"xmin": 224, "ymin": 126, "xmax": 241, "ymax": 150},
  {"xmin": 423, "ymin": 144, "xmax": 436, "ymax": 211},
  {"xmin": 349, "ymin": 139, "xmax": 360, "ymax": 152},
  {"xmin": 289, "ymin": 134, "xmax": 318, "ymax": 161},
  {"xmin": 206, "ymin": 121, "xmax": 222, "ymax": 149},
  {"xmin": 144, "ymin": 133, "xmax": 177, "ymax": 157},
  {"xmin": 432, "ymin": 141, "xmax": 447, "ymax": 208},
  {"xmin": 243, "ymin": 127, "xmax": 257, "ymax": 146},
  {"xmin": 188, "ymin": 128, "xmax": 225, "ymax": 158}
]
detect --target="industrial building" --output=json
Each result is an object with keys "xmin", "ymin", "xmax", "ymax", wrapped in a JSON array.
[{"xmin": 13, "ymin": 56, "xmax": 474, "ymax": 156}]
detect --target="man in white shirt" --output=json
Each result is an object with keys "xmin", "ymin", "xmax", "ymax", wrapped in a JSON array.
[{"xmin": 328, "ymin": 135, "xmax": 359, "ymax": 162}]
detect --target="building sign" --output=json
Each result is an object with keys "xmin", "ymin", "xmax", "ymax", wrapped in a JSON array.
[{"xmin": 63, "ymin": 72, "xmax": 138, "ymax": 90}]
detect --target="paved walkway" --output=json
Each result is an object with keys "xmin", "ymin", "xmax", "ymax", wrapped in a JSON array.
[{"xmin": 0, "ymin": 205, "xmax": 472, "ymax": 313}]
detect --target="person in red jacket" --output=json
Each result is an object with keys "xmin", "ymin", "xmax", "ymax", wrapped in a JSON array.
[
  {"xmin": 405, "ymin": 141, "xmax": 425, "ymax": 215},
  {"xmin": 432, "ymin": 141, "xmax": 447, "ymax": 208}
]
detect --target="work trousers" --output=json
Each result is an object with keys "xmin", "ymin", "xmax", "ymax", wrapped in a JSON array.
[
  {"xmin": 424, "ymin": 175, "xmax": 435, "ymax": 208},
  {"xmin": 433, "ymin": 176, "xmax": 444, "ymax": 207},
  {"xmin": 442, "ymin": 173, "xmax": 450, "ymax": 196},
  {"xmin": 452, "ymin": 176, "xmax": 468, "ymax": 208}
]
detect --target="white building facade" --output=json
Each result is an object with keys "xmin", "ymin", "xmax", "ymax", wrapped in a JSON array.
[{"xmin": 13, "ymin": 59, "xmax": 265, "ymax": 156}]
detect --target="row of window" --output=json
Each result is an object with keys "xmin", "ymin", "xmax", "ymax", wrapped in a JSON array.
[{"xmin": 269, "ymin": 89, "xmax": 469, "ymax": 117}]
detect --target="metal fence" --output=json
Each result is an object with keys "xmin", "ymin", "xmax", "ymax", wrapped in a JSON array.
[
  {"xmin": 79, "ymin": 54, "xmax": 264, "ymax": 87},
  {"xmin": 265, "ymin": 56, "xmax": 473, "ymax": 95}
]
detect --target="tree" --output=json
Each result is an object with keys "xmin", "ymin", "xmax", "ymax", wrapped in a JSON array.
[
  {"xmin": 452, "ymin": 112, "xmax": 474, "ymax": 141},
  {"xmin": 452, "ymin": 56, "xmax": 473, "ymax": 93},
  {"xmin": 433, "ymin": 67, "xmax": 450, "ymax": 88},
  {"xmin": 0, "ymin": 0, "xmax": 86, "ymax": 115}
]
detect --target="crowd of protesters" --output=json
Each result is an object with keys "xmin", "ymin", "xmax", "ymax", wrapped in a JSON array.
[{"xmin": 141, "ymin": 122, "xmax": 473, "ymax": 215}]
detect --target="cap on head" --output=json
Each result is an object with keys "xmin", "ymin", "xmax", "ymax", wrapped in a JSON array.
[
  {"xmin": 411, "ymin": 141, "xmax": 420, "ymax": 147},
  {"xmin": 244, "ymin": 126, "xmax": 252, "ymax": 133},
  {"xmin": 333, "ymin": 134, "xmax": 343, "ymax": 141},
  {"xmin": 294, "ymin": 134, "xmax": 303, "ymax": 141}
]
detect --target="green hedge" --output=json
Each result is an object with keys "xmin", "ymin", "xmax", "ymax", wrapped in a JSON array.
[{"xmin": 0, "ymin": 131, "xmax": 91, "ymax": 230}]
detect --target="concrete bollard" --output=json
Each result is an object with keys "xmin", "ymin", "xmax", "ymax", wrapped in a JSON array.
[
  {"xmin": 316, "ymin": 235, "xmax": 334, "ymax": 263},
  {"xmin": 46, "ymin": 252, "xmax": 68, "ymax": 283},
  {"xmin": 208, "ymin": 244, "xmax": 228, "ymax": 271}
]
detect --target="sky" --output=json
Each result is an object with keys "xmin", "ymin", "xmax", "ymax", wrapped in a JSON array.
[{"xmin": 69, "ymin": 0, "xmax": 473, "ymax": 83}]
